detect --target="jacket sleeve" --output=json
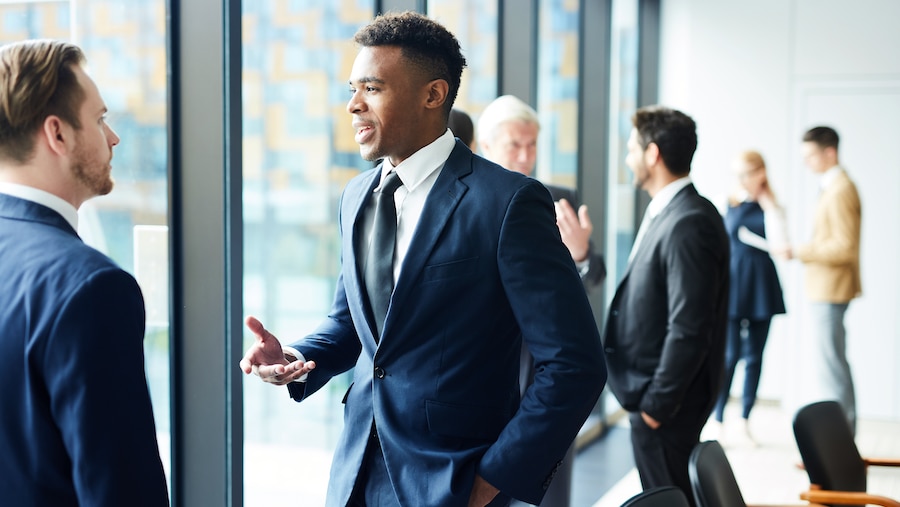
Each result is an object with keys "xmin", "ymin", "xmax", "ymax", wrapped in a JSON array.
[
  {"xmin": 796, "ymin": 180, "xmax": 861, "ymax": 265},
  {"xmin": 477, "ymin": 180, "xmax": 607, "ymax": 504},
  {"xmin": 640, "ymin": 210, "xmax": 728, "ymax": 423},
  {"xmin": 44, "ymin": 269, "xmax": 169, "ymax": 506}
]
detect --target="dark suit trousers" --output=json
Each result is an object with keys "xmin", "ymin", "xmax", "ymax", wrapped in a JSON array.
[{"xmin": 628, "ymin": 406, "xmax": 708, "ymax": 507}]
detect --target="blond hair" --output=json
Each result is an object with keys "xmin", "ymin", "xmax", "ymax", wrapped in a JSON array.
[{"xmin": 0, "ymin": 39, "xmax": 85, "ymax": 163}]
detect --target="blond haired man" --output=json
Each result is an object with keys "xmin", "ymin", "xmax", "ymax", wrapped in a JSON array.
[{"xmin": 0, "ymin": 40, "xmax": 168, "ymax": 505}]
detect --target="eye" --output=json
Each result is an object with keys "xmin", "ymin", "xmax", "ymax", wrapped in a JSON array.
[{"xmin": 366, "ymin": 86, "xmax": 378, "ymax": 92}]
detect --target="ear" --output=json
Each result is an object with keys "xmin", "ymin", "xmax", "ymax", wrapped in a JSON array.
[
  {"xmin": 423, "ymin": 79, "xmax": 449, "ymax": 112},
  {"xmin": 41, "ymin": 115, "xmax": 70, "ymax": 157},
  {"xmin": 644, "ymin": 142, "xmax": 660, "ymax": 167}
]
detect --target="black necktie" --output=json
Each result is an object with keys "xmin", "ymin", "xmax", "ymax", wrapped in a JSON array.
[{"xmin": 364, "ymin": 171, "xmax": 403, "ymax": 338}]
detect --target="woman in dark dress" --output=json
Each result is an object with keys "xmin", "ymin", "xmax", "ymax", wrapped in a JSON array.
[{"xmin": 713, "ymin": 150, "xmax": 788, "ymax": 445}]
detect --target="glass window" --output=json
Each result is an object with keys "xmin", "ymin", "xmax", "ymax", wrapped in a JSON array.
[
  {"xmin": 0, "ymin": 0, "xmax": 172, "ymax": 488},
  {"xmin": 604, "ymin": 0, "xmax": 639, "ymax": 416},
  {"xmin": 537, "ymin": 0, "xmax": 579, "ymax": 187},
  {"xmin": 240, "ymin": 2, "xmax": 374, "ymax": 504},
  {"xmin": 428, "ymin": 0, "xmax": 499, "ymax": 131}
]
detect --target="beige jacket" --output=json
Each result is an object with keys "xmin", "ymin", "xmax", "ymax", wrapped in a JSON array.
[{"xmin": 796, "ymin": 168, "xmax": 862, "ymax": 303}]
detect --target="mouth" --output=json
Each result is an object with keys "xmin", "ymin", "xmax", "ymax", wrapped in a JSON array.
[{"xmin": 353, "ymin": 121, "xmax": 374, "ymax": 145}]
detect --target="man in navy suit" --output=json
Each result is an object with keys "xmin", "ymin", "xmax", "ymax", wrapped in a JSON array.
[
  {"xmin": 240, "ymin": 12, "xmax": 606, "ymax": 507},
  {"xmin": 477, "ymin": 93, "xmax": 606, "ymax": 507},
  {"xmin": 0, "ymin": 40, "xmax": 168, "ymax": 505},
  {"xmin": 602, "ymin": 106, "xmax": 729, "ymax": 505}
]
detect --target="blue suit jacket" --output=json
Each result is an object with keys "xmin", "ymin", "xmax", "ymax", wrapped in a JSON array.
[
  {"xmin": 287, "ymin": 142, "xmax": 606, "ymax": 506},
  {"xmin": 0, "ymin": 193, "xmax": 168, "ymax": 506}
]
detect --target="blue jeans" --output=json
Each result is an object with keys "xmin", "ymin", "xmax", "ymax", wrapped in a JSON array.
[
  {"xmin": 810, "ymin": 302, "xmax": 856, "ymax": 434},
  {"xmin": 714, "ymin": 318, "xmax": 771, "ymax": 422}
]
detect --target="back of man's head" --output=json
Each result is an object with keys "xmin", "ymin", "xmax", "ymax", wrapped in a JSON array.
[
  {"xmin": 632, "ymin": 105, "xmax": 697, "ymax": 176},
  {"xmin": 0, "ymin": 39, "xmax": 85, "ymax": 164},
  {"xmin": 476, "ymin": 94, "xmax": 539, "ymax": 147},
  {"xmin": 803, "ymin": 126, "xmax": 839, "ymax": 150},
  {"xmin": 354, "ymin": 11, "xmax": 466, "ymax": 118}
]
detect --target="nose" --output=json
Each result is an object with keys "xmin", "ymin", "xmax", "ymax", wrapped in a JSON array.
[
  {"xmin": 347, "ymin": 90, "xmax": 364, "ymax": 114},
  {"xmin": 106, "ymin": 124, "xmax": 120, "ymax": 147}
]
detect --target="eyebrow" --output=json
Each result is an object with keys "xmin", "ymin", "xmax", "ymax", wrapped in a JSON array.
[{"xmin": 348, "ymin": 76, "xmax": 385, "ymax": 86}]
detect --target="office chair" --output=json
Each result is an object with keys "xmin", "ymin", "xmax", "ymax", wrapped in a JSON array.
[
  {"xmin": 620, "ymin": 486, "xmax": 691, "ymax": 507},
  {"xmin": 689, "ymin": 440, "xmax": 826, "ymax": 507},
  {"xmin": 793, "ymin": 400, "xmax": 900, "ymax": 507}
]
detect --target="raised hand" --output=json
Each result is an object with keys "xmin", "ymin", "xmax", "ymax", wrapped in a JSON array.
[{"xmin": 554, "ymin": 198, "xmax": 592, "ymax": 262}]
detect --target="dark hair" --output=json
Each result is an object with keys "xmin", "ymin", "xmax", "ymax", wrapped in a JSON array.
[
  {"xmin": 354, "ymin": 11, "xmax": 466, "ymax": 117},
  {"xmin": 448, "ymin": 108, "xmax": 474, "ymax": 147},
  {"xmin": 632, "ymin": 105, "xmax": 697, "ymax": 176},
  {"xmin": 0, "ymin": 39, "xmax": 85, "ymax": 163},
  {"xmin": 803, "ymin": 126, "xmax": 839, "ymax": 150}
]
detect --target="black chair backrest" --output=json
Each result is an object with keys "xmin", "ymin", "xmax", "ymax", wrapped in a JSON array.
[
  {"xmin": 688, "ymin": 440, "xmax": 747, "ymax": 507},
  {"xmin": 793, "ymin": 400, "xmax": 867, "ymax": 492},
  {"xmin": 621, "ymin": 486, "xmax": 691, "ymax": 507}
]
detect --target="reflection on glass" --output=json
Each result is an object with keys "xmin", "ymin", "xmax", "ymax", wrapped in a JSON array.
[
  {"xmin": 537, "ymin": 0, "xmax": 580, "ymax": 187},
  {"xmin": 241, "ymin": 2, "xmax": 374, "ymax": 504},
  {"xmin": 428, "ymin": 0, "xmax": 498, "ymax": 126},
  {"xmin": 0, "ymin": 0, "xmax": 171, "ymax": 487}
]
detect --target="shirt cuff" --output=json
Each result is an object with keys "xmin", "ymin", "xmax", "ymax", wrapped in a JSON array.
[
  {"xmin": 282, "ymin": 345, "xmax": 309, "ymax": 383},
  {"xmin": 575, "ymin": 257, "xmax": 590, "ymax": 278}
]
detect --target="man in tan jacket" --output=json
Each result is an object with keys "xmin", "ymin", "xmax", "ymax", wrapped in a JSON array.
[{"xmin": 791, "ymin": 126, "xmax": 862, "ymax": 432}]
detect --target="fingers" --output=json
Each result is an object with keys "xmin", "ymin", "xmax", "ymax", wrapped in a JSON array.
[
  {"xmin": 255, "ymin": 360, "xmax": 316, "ymax": 386},
  {"xmin": 245, "ymin": 315, "xmax": 268, "ymax": 338},
  {"xmin": 577, "ymin": 204, "xmax": 593, "ymax": 230}
]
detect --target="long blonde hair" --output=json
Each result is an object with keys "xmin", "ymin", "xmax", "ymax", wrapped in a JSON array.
[{"xmin": 729, "ymin": 150, "xmax": 777, "ymax": 206}]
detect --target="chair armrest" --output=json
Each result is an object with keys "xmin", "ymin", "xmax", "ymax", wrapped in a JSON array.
[
  {"xmin": 801, "ymin": 489, "xmax": 900, "ymax": 507},
  {"xmin": 864, "ymin": 457, "xmax": 900, "ymax": 467}
]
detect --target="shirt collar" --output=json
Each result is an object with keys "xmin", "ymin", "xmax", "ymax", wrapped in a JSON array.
[
  {"xmin": 647, "ymin": 176, "xmax": 692, "ymax": 219},
  {"xmin": 0, "ymin": 182, "xmax": 79, "ymax": 230},
  {"xmin": 377, "ymin": 129, "xmax": 456, "ymax": 190},
  {"xmin": 820, "ymin": 165, "xmax": 842, "ymax": 189}
]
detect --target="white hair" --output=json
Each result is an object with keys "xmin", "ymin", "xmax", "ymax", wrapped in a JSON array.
[{"xmin": 475, "ymin": 94, "xmax": 540, "ymax": 145}]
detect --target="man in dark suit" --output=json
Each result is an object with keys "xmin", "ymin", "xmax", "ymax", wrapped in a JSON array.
[
  {"xmin": 239, "ymin": 12, "xmax": 606, "ymax": 507},
  {"xmin": 603, "ymin": 106, "xmax": 729, "ymax": 504},
  {"xmin": 477, "ymin": 94, "xmax": 606, "ymax": 507},
  {"xmin": 0, "ymin": 40, "xmax": 169, "ymax": 505}
]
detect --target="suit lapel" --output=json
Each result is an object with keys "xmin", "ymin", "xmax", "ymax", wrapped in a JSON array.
[
  {"xmin": 383, "ymin": 145, "xmax": 472, "ymax": 333},
  {"xmin": 345, "ymin": 168, "xmax": 382, "ymax": 340}
]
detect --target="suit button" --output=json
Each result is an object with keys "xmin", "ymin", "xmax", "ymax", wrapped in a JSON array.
[
  {"xmin": 605, "ymin": 347, "xmax": 615, "ymax": 354},
  {"xmin": 374, "ymin": 367, "xmax": 386, "ymax": 379},
  {"xmin": 611, "ymin": 310, "xmax": 619, "ymax": 317}
]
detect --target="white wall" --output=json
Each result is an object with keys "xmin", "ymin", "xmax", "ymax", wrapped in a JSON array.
[{"xmin": 658, "ymin": 0, "xmax": 900, "ymax": 421}]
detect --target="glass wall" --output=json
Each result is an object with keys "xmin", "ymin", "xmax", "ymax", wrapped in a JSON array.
[
  {"xmin": 604, "ymin": 0, "xmax": 640, "ymax": 416},
  {"xmin": 537, "ymin": 0, "xmax": 579, "ymax": 188},
  {"xmin": 0, "ymin": 0, "xmax": 171, "ymax": 487},
  {"xmin": 240, "ymin": 1, "xmax": 374, "ymax": 504},
  {"xmin": 428, "ymin": 0, "xmax": 498, "ymax": 137}
]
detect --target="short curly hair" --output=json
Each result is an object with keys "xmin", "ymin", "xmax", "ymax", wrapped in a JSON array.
[{"xmin": 354, "ymin": 11, "xmax": 466, "ymax": 117}]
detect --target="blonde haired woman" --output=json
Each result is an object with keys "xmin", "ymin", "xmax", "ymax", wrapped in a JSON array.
[{"xmin": 713, "ymin": 150, "xmax": 788, "ymax": 445}]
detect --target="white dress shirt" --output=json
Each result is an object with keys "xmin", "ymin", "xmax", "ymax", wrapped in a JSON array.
[
  {"xmin": 285, "ymin": 130, "xmax": 457, "ymax": 377},
  {"xmin": 628, "ymin": 176, "xmax": 692, "ymax": 262}
]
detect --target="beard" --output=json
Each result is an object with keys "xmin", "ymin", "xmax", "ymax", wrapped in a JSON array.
[{"xmin": 72, "ymin": 135, "xmax": 114, "ymax": 197}]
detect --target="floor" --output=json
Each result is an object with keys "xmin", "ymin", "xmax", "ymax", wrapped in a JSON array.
[{"xmin": 574, "ymin": 400, "xmax": 900, "ymax": 507}]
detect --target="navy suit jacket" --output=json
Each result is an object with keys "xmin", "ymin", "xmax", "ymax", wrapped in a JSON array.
[
  {"xmin": 603, "ymin": 184, "xmax": 729, "ymax": 424},
  {"xmin": 0, "ymin": 194, "xmax": 168, "ymax": 506},
  {"xmin": 287, "ymin": 142, "xmax": 606, "ymax": 506}
]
